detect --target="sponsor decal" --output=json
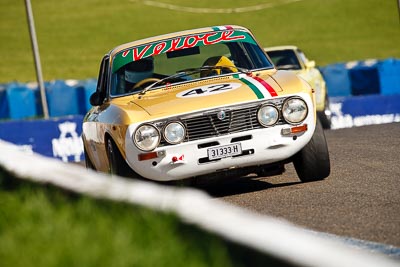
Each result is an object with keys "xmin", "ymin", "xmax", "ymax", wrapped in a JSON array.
[
  {"xmin": 176, "ymin": 83, "xmax": 241, "ymax": 98},
  {"xmin": 52, "ymin": 122, "xmax": 83, "ymax": 162},
  {"xmin": 113, "ymin": 30, "xmax": 255, "ymax": 72},
  {"xmin": 330, "ymin": 102, "xmax": 400, "ymax": 129}
]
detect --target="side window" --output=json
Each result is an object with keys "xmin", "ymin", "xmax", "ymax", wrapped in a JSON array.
[
  {"xmin": 96, "ymin": 56, "xmax": 110, "ymax": 100},
  {"xmin": 297, "ymin": 49, "xmax": 308, "ymax": 65}
]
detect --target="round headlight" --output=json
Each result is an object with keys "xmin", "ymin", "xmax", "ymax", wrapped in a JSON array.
[
  {"xmin": 133, "ymin": 124, "xmax": 160, "ymax": 151},
  {"xmin": 164, "ymin": 122, "xmax": 186, "ymax": 144},
  {"xmin": 282, "ymin": 97, "xmax": 308, "ymax": 124},
  {"xmin": 257, "ymin": 104, "xmax": 279, "ymax": 127}
]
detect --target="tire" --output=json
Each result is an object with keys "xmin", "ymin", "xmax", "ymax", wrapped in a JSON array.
[
  {"xmin": 317, "ymin": 95, "xmax": 332, "ymax": 129},
  {"xmin": 106, "ymin": 138, "xmax": 134, "ymax": 177},
  {"xmin": 292, "ymin": 119, "xmax": 330, "ymax": 182},
  {"xmin": 84, "ymin": 146, "xmax": 96, "ymax": 170}
]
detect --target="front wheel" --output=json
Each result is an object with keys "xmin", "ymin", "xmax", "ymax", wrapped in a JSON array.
[
  {"xmin": 84, "ymin": 146, "xmax": 96, "ymax": 170},
  {"xmin": 106, "ymin": 138, "xmax": 134, "ymax": 177},
  {"xmin": 292, "ymin": 119, "xmax": 330, "ymax": 182},
  {"xmin": 317, "ymin": 95, "xmax": 332, "ymax": 129}
]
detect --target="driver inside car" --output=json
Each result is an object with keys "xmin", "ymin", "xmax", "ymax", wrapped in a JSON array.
[
  {"xmin": 200, "ymin": 55, "xmax": 238, "ymax": 77},
  {"xmin": 124, "ymin": 57, "xmax": 154, "ymax": 92}
]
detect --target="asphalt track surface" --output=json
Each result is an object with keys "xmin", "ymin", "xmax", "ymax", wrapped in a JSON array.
[{"xmin": 196, "ymin": 123, "xmax": 400, "ymax": 248}]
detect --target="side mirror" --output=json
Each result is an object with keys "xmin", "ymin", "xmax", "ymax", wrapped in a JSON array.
[
  {"xmin": 89, "ymin": 91, "xmax": 103, "ymax": 106},
  {"xmin": 305, "ymin": 60, "xmax": 316, "ymax": 69}
]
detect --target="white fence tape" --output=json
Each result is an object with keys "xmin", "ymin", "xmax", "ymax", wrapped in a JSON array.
[{"xmin": 0, "ymin": 140, "xmax": 398, "ymax": 267}]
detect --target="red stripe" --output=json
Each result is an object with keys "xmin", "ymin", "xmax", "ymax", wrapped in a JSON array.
[
  {"xmin": 224, "ymin": 25, "xmax": 233, "ymax": 30},
  {"xmin": 253, "ymin": 76, "xmax": 278, "ymax": 97}
]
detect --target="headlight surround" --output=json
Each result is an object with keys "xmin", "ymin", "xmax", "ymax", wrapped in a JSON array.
[
  {"xmin": 257, "ymin": 104, "xmax": 279, "ymax": 127},
  {"xmin": 282, "ymin": 97, "xmax": 308, "ymax": 124},
  {"xmin": 163, "ymin": 121, "xmax": 186, "ymax": 144},
  {"xmin": 133, "ymin": 124, "xmax": 160, "ymax": 151}
]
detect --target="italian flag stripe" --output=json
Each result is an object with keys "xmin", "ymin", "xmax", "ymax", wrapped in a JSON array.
[
  {"xmin": 234, "ymin": 74, "xmax": 277, "ymax": 99},
  {"xmin": 238, "ymin": 76, "xmax": 264, "ymax": 99},
  {"xmin": 212, "ymin": 26, "xmax": 233, "ymax": 31},
  {"xmin": 253, "ymin": 76, "xmax": 278, "ymax": 97}
]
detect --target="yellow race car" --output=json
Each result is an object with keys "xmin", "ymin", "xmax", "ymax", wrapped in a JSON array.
[
  {"xmin": 265, "ymin": 46, "xmax": 332, "ymax": 129},
  {"xmin": 83, "ymin": 26, "xmax": 330, "ymax": 183}
]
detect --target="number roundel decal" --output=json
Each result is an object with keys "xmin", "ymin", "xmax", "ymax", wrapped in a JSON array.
[{"xmin": 176, "ymin": 83, "xmax": 241, "ymax": 98}]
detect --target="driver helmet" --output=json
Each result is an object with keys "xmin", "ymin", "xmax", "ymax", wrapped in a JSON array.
[
  {"xmin": 201, "ymin": 55, "xmax": 238, "ymax": 77},
  {"xmin": 124, "ymin": 57, "xmax": 154, "ymax": 84}
]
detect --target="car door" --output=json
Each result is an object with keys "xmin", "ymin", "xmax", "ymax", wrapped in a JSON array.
[{"xmin": 83, "ymin": 55, "xmax": 110, "ymax": 171}]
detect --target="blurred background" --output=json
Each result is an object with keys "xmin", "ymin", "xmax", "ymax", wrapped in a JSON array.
[{"xmin": 1, "ymin": 0, "xmax": 399, "ymax": 82}]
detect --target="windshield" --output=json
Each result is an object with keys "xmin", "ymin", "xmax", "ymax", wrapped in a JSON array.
[{"xmin": 110, "ymin": 29, "xmax": 273, "ymax": 96}]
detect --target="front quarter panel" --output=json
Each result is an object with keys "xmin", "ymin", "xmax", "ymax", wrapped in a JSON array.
[
  {"xmin": 270, "ymin": 70, "xmax": 316, "ymax": 117},
  {"xmin": 83, "ymin": 101, "xmax": 147, "ymax": 172}
]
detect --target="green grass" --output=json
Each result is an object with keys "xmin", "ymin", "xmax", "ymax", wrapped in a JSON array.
[
  {"xmin": 0, "ymin": 0, "xmax": 399, "ymax": 83},
  {"xmin": 0, "ymin": 168, "xmax": 295, "ymax": 267},
  {"xmin": 0, "ymin": 172, "xmax": 229, "ymax": 267}
]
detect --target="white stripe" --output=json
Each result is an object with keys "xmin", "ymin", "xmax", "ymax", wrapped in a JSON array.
[
  {"xmin": 239, "ymin": 74, "xmax": 271, "ymax": 98},
  {"xmin": 134, "ymin": 0, "xmax": 303, "ymax": 14},
  {"xmin": 0, "ymin": 140, "xmax": 398, "ymax": 267}
]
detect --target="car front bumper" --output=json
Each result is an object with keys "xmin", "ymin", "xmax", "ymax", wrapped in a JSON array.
[{"xmin": 125, "ymin": 115, "xmax": 316, "ymax": 181}]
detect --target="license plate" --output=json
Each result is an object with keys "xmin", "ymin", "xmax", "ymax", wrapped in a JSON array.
[{"xmin": 207, "ymin": 143, "xmax": 242, "ymax": 160}]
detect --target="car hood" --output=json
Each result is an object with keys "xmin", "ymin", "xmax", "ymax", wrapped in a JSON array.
[{"xmin": 112, "ymin": 70, "xmax": 306, "ymax": 120}]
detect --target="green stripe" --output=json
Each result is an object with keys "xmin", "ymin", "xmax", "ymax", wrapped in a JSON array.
[{"xmin": 234, "ymin": 75, "xmax": 264, "ymax": 99}]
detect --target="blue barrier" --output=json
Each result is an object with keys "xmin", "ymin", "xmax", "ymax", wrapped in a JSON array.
[
  {"xmin": 378, "ymin": 58, "xmax": 400, "ymax": 96},
  {"xmin": 341, "ymin": 94, "xmax": 400, "ymax": 116},
  {"xmin": 83, "ymin": 79, "xmax": 97, "ymax": 113},
  {"xmin": 0, "ymin": 85, "xmax": 9, "ymax": 119},
  {"xmin": 6, "ymin": 83, "xmax": 38, "ymax": 119},
  {"xmin": 330, "ymin": 95, "xmax": 400, "ymax": 129},
  {"xmin": 320, "ymin": 63, "xmax": 352, "ymax": 97},
  {"xmin": 347, "ymin": 60, "xmax": 380, "ymax": 96},
  {"xmin": 0, "ymin": 115, "xmax": 84, "ymax": 162},
  {"xmin": 320, "ymin": 58, "xmax": 400, "ymax": 98},
  {"xmin": 46, "ymin": 80, "xmax": 86, "ymax": 117}
]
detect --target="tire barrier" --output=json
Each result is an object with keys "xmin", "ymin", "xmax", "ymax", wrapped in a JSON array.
[
  {"xmin": 0, "ymin": 79, "xmax": 96, "ymax": 120},
  {"xmin": 320, "ymin": 58, "xmax": 400, "ymax": 97}
]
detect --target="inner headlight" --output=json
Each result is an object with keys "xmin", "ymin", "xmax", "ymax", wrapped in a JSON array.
[
  {"xmin": 257, "ymin": 104, "xmax": 279, "ymax": 127},
  {"xmin": 282, "ymin": 97, "xmax": 308, "ymax": 124},
  {"xmin": 133, "ymin": 124, "xmax": 160, "ymax": 151},
  {"xmin": 164, "ymin": 121, "xmax": 186, "ymax": 144}
]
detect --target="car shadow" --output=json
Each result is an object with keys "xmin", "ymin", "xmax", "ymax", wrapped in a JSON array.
[{"xmin": 189, "ymin": 176, "xmax": 301, "ymax": 198}]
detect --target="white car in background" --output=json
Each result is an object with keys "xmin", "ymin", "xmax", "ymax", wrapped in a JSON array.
[{"xmin": 265, "ymin": 46, "xmax": 332, "ymax": 129}]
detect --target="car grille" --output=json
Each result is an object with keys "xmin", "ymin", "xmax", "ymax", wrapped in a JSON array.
[
  {"xmin": 182, "ymin": 106, "xmax": 261, "ymax": 141},
  {"xmin": 156, "ymin": 99, "xmax": 285, "ymax": 146}
]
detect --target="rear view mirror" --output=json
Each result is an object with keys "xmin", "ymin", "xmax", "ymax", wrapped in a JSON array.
[{"xmin": 89, "ymin": 91, "xmax": 103, "ymax": 106}]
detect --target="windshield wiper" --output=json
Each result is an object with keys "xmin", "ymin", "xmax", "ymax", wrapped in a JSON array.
[
  {"xmin": 180, "ymin": 65, "xmax": 251, "ymax": 75},
  {"xmin": 139, "ymin": 65, "xmax": 252, "ymax": 96},
  {"xmin": 139, "ymin": 71, "xmax": 188, "ymax": 96}
]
